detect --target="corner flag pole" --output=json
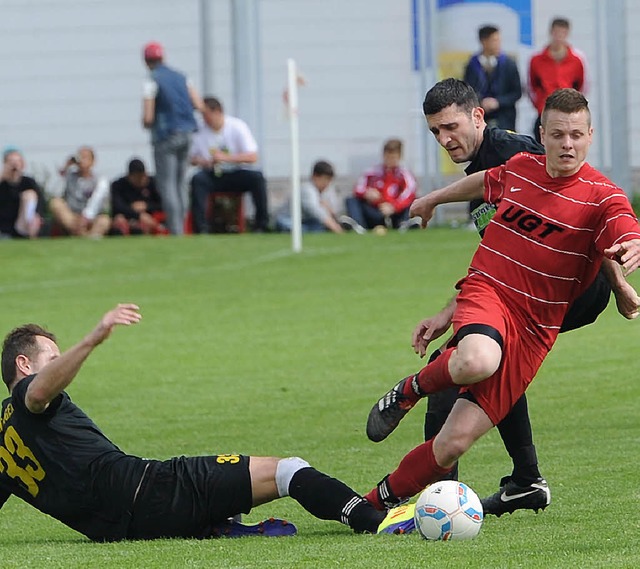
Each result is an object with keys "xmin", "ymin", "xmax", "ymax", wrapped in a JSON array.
[{"xmin": 287, "ymin": 58, "xmax": 302, "ymax": 253}]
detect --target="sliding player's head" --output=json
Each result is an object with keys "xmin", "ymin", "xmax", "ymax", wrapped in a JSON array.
[
  {"xmin": 1, "ymin": 325, "xmax": 59, "ymax": 391},
  {"xmin": 423, "ymin": 78, "xmax": 485, "ymax": 163}
]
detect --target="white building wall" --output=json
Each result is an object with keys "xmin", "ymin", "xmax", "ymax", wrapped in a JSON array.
[{"xmin": 0, "ymin": 0, "xmax": 638, "ymax": 195}]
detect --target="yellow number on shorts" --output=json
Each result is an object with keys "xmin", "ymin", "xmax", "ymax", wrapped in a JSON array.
[
  {"xmin": 0, "ymin": 426, "xmax": 46, "ymax": 497},
  {"xmin": 216, "ymin": 454, "xmax": 240, "ymax": 464}
]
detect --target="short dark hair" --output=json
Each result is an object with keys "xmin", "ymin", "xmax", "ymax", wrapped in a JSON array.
[
  {"xmin": 423, "ymin": 78, "xmax": 480, "ymax": 116},
  {"xmin": 203, "ymin": 97, "xmax": 223, "ymax": 113},
  {"xmin": 541, "ymin": 88, "xmax": 590, "ymax": 126},
  {"xmin": 479, "ymin": 25, "xmax": 499, "ymax": 41},
  {"xmin": 1, "ymin": 324, "xmax": 57, "ymax": 388},
  {"xmin": 551, "ymin": 17, "xmax": 570, "ymax": 30},
  {"xmin": 128, "ymin": 158, "xmax": 146, "ymax": 175},
  {"xmin": 312, "ymin": 160, "xmax": 334, "ymax": 178},
  {"xmin": 383, "ymin": 138, "xmax": 403, "ymax": 154}
]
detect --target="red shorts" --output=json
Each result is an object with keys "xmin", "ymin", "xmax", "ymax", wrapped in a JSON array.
[{"xmin": 452, "ymin": 277, "xmax": 549, "ymax": 425}]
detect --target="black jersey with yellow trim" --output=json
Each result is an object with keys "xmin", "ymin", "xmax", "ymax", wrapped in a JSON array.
[{"xmin": 0, "ymin": 375, "xmax": 147, "ymax": 541}]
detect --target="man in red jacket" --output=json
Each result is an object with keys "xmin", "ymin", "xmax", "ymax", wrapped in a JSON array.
[
  {"xmin": 340, "ymin": 138, "xmax": 418, "ymax": 233},
  {"xmin": 529, "ymin": 17, "xmax": 586, "ymax": 142}
]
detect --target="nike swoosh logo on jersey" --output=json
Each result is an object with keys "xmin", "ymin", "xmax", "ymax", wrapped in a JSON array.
[
  {"xmin": 500, "ymin": 489, "xmax": 538, "ymax": 502},
  {"xmin": 510, "ymin": 186, "xmax": 522, "ymax": 192}
]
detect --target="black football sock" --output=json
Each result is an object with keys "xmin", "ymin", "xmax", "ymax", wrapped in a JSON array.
[
  {"xmin": 496, "ymin": 394, "xmax": 542, "ymax": 485},
  {"xmin": 288, "ymin": 467, "xmax": 385, "ymax": 533}
]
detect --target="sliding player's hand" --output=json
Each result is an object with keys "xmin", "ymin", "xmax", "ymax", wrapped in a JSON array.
[{"xmin": 87, "ymin": 304, "xmax": 142, "ymax": 347}]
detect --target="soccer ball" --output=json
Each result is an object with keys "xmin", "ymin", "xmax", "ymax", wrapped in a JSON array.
[{"xmin": 414, "ymin": 480, "xmax": 483, "ymax": 541}]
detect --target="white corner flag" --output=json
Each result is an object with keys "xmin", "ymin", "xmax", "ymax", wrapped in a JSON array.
[{"xmin": 286, "ymin": 58, "xmax": 302, "ymax": 253}]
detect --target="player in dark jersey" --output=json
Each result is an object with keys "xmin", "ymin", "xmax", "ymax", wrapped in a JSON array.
[
  {"xmin": 366, "ymin": 81, "xmax": 639, "ymax": 517},
  {"xmin": 0, "ymin": 304, "xmax": 414, "ymax": 541}
]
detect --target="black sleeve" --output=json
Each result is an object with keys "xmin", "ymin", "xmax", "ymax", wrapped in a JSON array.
[
  {"xmin": 11, "ymin": 375, "xmax": 63, "ymax": 417},
  {"xmin": 20, "ymin": 176, "xmax": 45, "ymax": 216},
  {"xmin": 110, "ymin": 179, "xmax": 139, "ymax": 220}
]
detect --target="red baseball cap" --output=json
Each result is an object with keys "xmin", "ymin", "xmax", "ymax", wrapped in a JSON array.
[{"xmin": 143, "ymin": 42, "xmax": 164, "ymax": 61}]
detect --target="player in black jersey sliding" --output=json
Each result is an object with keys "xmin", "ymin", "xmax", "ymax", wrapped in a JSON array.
[
  {"xmin": 366, "ymin": 79, "xmax": 639, "ymax": 517},
  {"xmin": 0, "ymin": 304, "xmax": 412, "ymax": 541}
]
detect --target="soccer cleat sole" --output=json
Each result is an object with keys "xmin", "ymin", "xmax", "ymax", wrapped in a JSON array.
[
  {"xmin": 491, "ymin": 503, "xmax": 548, "ymax": 518},
  {"xmin": 211, "ymin": 517, "xmax": 298, "ymax": 538}
]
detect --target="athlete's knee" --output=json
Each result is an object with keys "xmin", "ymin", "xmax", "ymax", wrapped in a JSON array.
[
  {"xmin": 433, "ymin": 432, "xmax": 473, "ymax": 467},
  {"xmin": 451, "ymin": 335, "xmax": 502, "ymax": 384},
  {"xmin": 275, "ymin": 457, "xmax": 311, "ymax": 497}
]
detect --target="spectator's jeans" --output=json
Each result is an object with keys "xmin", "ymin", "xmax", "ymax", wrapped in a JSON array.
[
  {"xmin": 275, "ymin": 214, "xmax": 326, "ymax": 233},
  {"xmin": 190, "ymin": 169, "xmax": 269, "ymax": 233},
  {"xmin": 153, "ymin": 132, "xmax": 192, "ymax": 235},
  {"xmin": 345, "ymin": 197, "xmax": 409, "ymax": 229}
]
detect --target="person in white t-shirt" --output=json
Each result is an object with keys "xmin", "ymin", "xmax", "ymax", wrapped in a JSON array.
[
  {"xmin": 275, "ymin": 160, "xmax": 343, "ymax": 233},
  {"xmin": 189, "ymin": 97, "xmax": 269, "ymax": 233}
]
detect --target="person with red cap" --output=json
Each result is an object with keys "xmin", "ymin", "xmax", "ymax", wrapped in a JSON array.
[{"xmin": 142, "ymin": 41, "xmax": 204, "ymax": 235}]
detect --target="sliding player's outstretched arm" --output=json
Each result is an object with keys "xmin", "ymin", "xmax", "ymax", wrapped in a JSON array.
[{"xmin": 25, "ymin": 304, "xmax": 142, "ymax": 413}]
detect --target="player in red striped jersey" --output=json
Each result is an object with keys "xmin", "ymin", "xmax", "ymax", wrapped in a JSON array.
[{"xmin": 364, "ymin": 89, "xmax": 640, "ymax": 510}]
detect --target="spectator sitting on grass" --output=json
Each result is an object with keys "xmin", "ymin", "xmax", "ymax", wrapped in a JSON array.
[
  {"xmin": 275, "ymin": 160, "xmax": 343, "ymax": 234},
  {"xmin": 49, "ymin": 146, "xmax": 111, "ymax": 238},
  {"xmin": 110, "ymin": 158, "xmax": 167, "ymax": 236},
  {"xmin": 340, "ymin": 139, "xmax": 419, "ymax": 233},
  {"xmin": 0, "ymin": 147, "xmax": 44, "ymax": 239}
]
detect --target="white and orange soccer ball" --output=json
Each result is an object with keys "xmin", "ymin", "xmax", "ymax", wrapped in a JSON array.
[{"xmin": 414, "ymin": 480, "xmax": 483, "ymax": 541}]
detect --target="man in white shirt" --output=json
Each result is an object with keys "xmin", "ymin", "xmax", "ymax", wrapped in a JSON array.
[{"xmin": 189, "ymin": 97, "xmax": 269, "ymax": 233}]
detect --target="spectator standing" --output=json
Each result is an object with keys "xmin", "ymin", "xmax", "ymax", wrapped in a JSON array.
[
  {"xmin": 0, "ymin": 148, "xmax": 43, "ymax": 239},
  {"xmin": 463, "ymin": 25, "xmax": 522, "ymax": 130},
  {"xmin": 110, "ymin": 158, "xmax": 166, "ymax": 236},
  {"xmin": 49, "ymin": 146, "xmax": 110, "ymax": 238},
  {"xmin": 189, "ymin": 97, "xmax": 269, "ymax": 233},
  {"xmin": 528, "ymin": 17, "xmax": 586, "ymax": 142},
  {"xmin": 275, "ymin": 160, "xmax": 343, "ymax": 234},
  {"xmin": 341, "ymin": 139, "xmax": 417, "ymax": 233},
  {"xmin": 142, "ymin": 41, "xmax": 204, "ymax": 235}
]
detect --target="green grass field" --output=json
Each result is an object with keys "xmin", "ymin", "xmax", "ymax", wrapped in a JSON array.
[{"xmin": 1, "ymin": 230, "xmax": 638, "ymax": 568}]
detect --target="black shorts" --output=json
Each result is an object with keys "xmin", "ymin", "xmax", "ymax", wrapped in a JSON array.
[
  {"xmin": 560, "ymin": 268, "xmax": 611, "ymax": 333},
  {"xmin": 127, "ymin": 454, "xmax": 253, "ymax": 540}
]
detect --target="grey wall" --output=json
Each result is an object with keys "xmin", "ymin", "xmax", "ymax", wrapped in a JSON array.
[{"xmin": 0, "ymin": 0, "xmax": 637, "ymax": 195}]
